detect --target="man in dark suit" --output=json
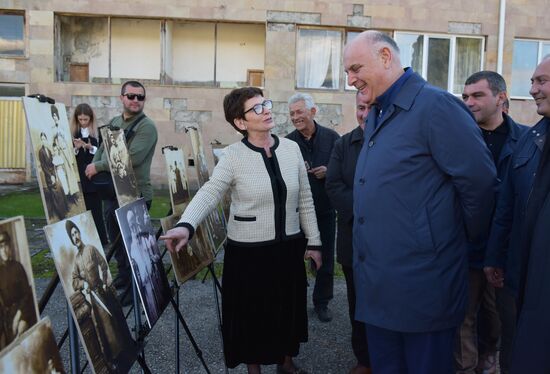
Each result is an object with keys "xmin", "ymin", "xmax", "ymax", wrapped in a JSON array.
[
  {"xmin": 326, "ymin": 90, "xmax": 371, "ymax": 374},
  {"xmin": 344, "ymin": 30, "xmax": 496, "ymax": 373}
]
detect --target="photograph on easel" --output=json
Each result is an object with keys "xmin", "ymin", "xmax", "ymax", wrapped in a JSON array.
[
  {"xmin": 0, "ymin": 318, "xmax": 65, "ymax": 373},
  {"xmin": 160, "ymin": 214, "xmax": 214, "ymax": 285},
  {"xmin": 116, "ymin": 198, "xmax": 171, "ymax": 328},
  {"xmin": 0, "ymin": 217, "xmax": 39, "ymax": 354},
  {"xmin": 187, "ymin": 127, "xmax": 227, "ymax": 253},
  {"xmin": 211, "ymin": 143, "xmax": 231, "ymax": 223},
  {"xmin": 100, "ymin": 127, "xmax": 139, "ymax": 207},
  {"xmin": 44, "ymin": 211, "xmax": 137, "ymax": 374},
  {"xmin": 162, "ymin": 146, "xmax": 190, "ymax": 215},
  {"xmin": 22, "ymin": 97, "xmax": 86, "ymax": 224}
]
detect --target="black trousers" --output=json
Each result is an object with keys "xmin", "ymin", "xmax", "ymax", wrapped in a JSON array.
[
  {"xmin": 343, "ymin": 265, "xmax": 371, "ymax": 367},
  {"xmin": 312, "ymin": 210, "xmax": 335, "ymax": 308},
  {"xmin": 84, "ymin": 191, "xmax": 108, "ymax": 244}
]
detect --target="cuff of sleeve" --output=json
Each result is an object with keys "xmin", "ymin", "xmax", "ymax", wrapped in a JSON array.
[
  {"xmin": 175, "ymin": 222, "xmax": 195, "ymax": 241},
  {"xmin": 94, "ymin": 161, "xmax": 107, "ymax": 173},
  {"xmin": 90, "ymin": 145, "xmax": 97, "ymax": 155},
  {"xmin": 306, "ymin": 246, "xmax": 322, "ymax": 251}
]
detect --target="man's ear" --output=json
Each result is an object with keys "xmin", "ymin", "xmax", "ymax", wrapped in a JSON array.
[
  {"xmin": 497, "ymin": 92, "xmax": 508, "ymax": 106},
  {"xmin": 310, "ymin": 107, "xmax": 317, "ymax": 117},
  {"xmin": 379, "ymin": 46, "xmax": 392, "ymax": 68}
]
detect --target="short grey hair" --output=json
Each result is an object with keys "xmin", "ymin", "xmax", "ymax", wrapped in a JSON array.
[
  {"xmin": 288, "ymin": 93, "xmax": 317, "ymax": 110},
  {"xmin": 365, "ymin": 31, "xmax": 400, "ymax": 55}
]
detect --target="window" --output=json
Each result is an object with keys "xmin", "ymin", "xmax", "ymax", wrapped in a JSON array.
[
  {"xmin": 511, "ymin": 39, "xmax": 550, "ymax": 98},
  {"xmin": 296, "ymin": 28, "xmax": 342, "ymax": 90},
  {"xmin": 0, "ymin": 83, "xmax": 25, "ymax": 97},
  {"xmin": 395, "ymin": 32, "xmax": 483, "ymax": 94},
  {"xmin": 0, "ymin": 12, "xmax": 25, "ymax": 56}
]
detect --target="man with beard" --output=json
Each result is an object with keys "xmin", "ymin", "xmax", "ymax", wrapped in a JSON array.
[
  {"xmin": 68, "ymin": 219, "xmax": 133, "ymax": 372},
  {"xmin": 85, "ymin": 81, "xmax": 158, "ymax": 304}
]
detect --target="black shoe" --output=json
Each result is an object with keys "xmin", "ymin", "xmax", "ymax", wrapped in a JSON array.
[
  {"xmin": 112, "ymin": 275, "xmax": 130, "ymax": 290},
  {"xmin": 314, "ymin": 306, "xmax": 333, "ymax": 322}
]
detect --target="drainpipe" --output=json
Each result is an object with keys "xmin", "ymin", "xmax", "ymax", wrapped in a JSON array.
[{"xmin": 497, "ymin": 0, "xmax": 506, "ymax": 74}]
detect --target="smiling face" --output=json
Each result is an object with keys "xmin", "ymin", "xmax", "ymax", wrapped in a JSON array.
[
  {"xmin": 289, "ymin": 100, "xmax": 316, "ymax": 133},
  {"xmin": 462, "ymin": 79, "xmax": 504, "ymax": 128},
  {"xmin": 530, "ymin": 58, "xmax": 550, "ymax": 117},
  {"xmin": 344, "ymin": 37, "xmax": 390, "ymax": 106}
]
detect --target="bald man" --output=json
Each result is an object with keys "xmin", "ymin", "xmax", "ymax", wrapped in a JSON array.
[{"xmin": 344, "ymin": 30, "xmax": 496, "ymax": 373}]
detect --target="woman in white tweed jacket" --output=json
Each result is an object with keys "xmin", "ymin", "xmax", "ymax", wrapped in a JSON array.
[{"xmin": 161, "ymin": 87, "xmax": 322, "ymax": 374}]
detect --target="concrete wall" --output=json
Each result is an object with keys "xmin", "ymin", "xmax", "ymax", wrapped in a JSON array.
[{"xmin": 0, "ymin": 0, "xmax": 548, "ymax": 187}]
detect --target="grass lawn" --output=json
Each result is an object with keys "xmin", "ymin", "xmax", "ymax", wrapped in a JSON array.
[{"xmin": 0, "ymin": 189, "xmax": 172, "ymax": 219}]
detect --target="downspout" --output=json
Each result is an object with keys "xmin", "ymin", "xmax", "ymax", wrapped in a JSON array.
[{"xmin": 497, "ymin": 0, "xmax": 506, "ymax": 74}]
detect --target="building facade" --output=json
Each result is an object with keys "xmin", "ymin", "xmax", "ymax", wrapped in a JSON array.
[{"xmin": 0, "ymin": 0, "xmax": 548, "ymax": 185}]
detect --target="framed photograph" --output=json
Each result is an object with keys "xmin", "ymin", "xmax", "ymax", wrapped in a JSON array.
[
  {"xmin": 162, "ymin": 146, "xmax": 190, "ymax": 216},
  {"xmin": 22, "ymin": 97, "xmax": 86, "ymax": 224},
  {"xmin": 0, "ymin": 217, "xmax": 39, "ymax": 354},
  {"xmin": 160, "ymin": 214, "xmax": 214, "ymax": 285},
  {"xmin": 211, "ymin": 144, "xmax": 231, "ymax": 223},
  {"xmin": 100, "ymin": 127, "xmax": 139, "ymax": 207},
  {"xmin": 187, "ymin": 128, "xmax": 227, "ymax": 253},
  {"xmin": 44, "ymin": 211, "xmax": 137, "ymax": 374},
  {"xmin": 0, "ymin": 318, "xmax": 65, "ymax": 374},
  {"xmin": 116, "ymin": 199, "xmax": 171, "ymax": 328}
]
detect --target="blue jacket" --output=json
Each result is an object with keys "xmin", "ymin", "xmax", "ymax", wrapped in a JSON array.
[
  {"xmin": 485, "ymin": 117, "xmax": 548, "ymax": 297},
  {"xmin": 353, "ymin": 72, "xmax": 496, "ymax": 333},
  {"xmin": 468, "ymin": 114, "xmax": 527, "ymax": 269}
]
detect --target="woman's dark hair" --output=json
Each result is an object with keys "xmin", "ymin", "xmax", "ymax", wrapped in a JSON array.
[{"xmin": 223, "ymin": 86, "xmax": 264, "ymax": 136}]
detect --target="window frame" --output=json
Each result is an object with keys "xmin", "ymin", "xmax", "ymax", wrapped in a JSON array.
[
  {"xmin": 394, "ymin": 31, "xmax": 485, "ymax": 95},
  {"xmin": 0, "ymin": 10, "xmax": 27, "ymax": 58},
  {"xmin": 510, "ymin": 38, "xmax": 550, "ymax": 100}
]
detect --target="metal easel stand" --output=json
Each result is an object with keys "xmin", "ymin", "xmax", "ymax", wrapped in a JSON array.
[
  {"xmin": 67, "ymin": 303, "xmax": 80, "ymax": 374},
  {"xmin": 207, "ymin": 262, "xmax": 228, "ymax": 374},
  {"xmin": 169, "ymin": 294, "xmax": 212, "ymax": 374}
]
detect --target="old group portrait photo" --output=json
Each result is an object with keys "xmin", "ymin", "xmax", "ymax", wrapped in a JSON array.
[
  {"xmin": 43, "ymin": 211, "xmax": 136, "ymax": 374},
  {"xmin": 22, "ymin": 98, "xmax": 86, "ymax": 223},
  {"xmin": 160, "ymin": 214, "xmax": 214, "ymax": 285},
  {"xmin": 100, "ymin": 126, "xmax": 139, "ymax": 207},
  {"xmin": 116, "ymin": 198, "xmax": 171, "ymax": 328},
  {"xmin": 0, "ymin": 216, "xmax": 39, "ymax": 353},
  {"xmin": 0, "ymin": 318, "xmax": 65, "ymax": 374},
  {"xmin": 162, "ymin": 146, "xmax": 190, "ymax": 215}
]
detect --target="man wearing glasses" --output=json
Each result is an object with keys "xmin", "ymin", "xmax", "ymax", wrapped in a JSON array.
[
  {"xmin": 287, "ymin": 92, "xmax": 340, "ymax": 323},
  {"xmin": 85, "ymin": 80, "xmax": 158, "ymax": 305}
]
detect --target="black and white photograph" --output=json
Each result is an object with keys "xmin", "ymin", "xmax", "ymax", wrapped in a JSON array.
[
  {"xmin": 0, "ymin": 318, "xmax": 65, "ymax": 374},
  {"xmin": 116, "ymin": 199, "xmax": 171, "ymax": 328},
  {"xmin": 187, "ymin": 128, "xmax": 227, "ymax": 252},
  {"xmin": 162, "ymin": 146, "xmax": 190, "ymax": 215},
  {"xmin": 43, "ymin": 211, "xmax": 137, "ymax": 374},
  {"xmin": 0, "ymin": 217, "xmax": 39, "ymax": 353},
  {"xmin": 211, "ymin": 143, "xmax": 231, "ymax": 223},
  {"xmin": 23, "ymin": 98, "xmax": 86, "ymax": 223},
  {"xmin": 160, "ymin": 214, "xmax": 214, "ymax": 285},
  {"xmin": 100, "ymin": 127, "xmax": 139, "ymax": 207}
]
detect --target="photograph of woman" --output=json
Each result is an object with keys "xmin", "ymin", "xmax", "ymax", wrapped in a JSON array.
[
  {"xmin": 71, "ymin": 103, "xmax": 107, "ymax": 244},
  {"xmin": 161, "ymin": 87, "xmax": 322, "ymax": 374}
]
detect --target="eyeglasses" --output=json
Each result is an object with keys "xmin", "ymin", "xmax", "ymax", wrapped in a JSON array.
[
  {"xmin": 243, "ymin": 99, "xmax": 273, "ymax": 115},
  {"xmin": 123, "ymin": 93, "xmax": 146, "ymax": 101}
]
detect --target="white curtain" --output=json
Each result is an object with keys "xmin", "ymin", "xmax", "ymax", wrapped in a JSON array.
[{"xmin": 297, "ymin": 29, "xmax": 341, "ymax": 89}]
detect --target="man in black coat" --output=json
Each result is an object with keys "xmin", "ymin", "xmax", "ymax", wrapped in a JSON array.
[
  {"xmin": 326, "ymin": 90, "xmax": 371, "ymax": 373},
  {"xmin": 287, "ymin": 92, "xmax": 340, "ymax": 322}
]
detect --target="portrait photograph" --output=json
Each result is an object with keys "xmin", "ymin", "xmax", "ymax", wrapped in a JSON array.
[
  {"xmin": 116, "ymin": 199, "xmax": 171, "ymax": 328},
  {"xmin": 43, "ymin": 211, "xmax": 137, "ymax": 374},
  {"xmin": 22, "ymin": 97, "xmax": 86, "ymax": 224},
  {"xmin": 0, "ymin": 318, "xmax": 65, "ymax": 374},
  {"xmin": 160, "ymin": 214, "xmax": 214, "ymax": 285},
  {"xmin": 162, "ymin": 146, "xmax": 190, "ymax": 215},
  {"xmin": 0, "ymin": 216, "xmax": 39, "ymax": 354},
  {"xmin": 100, "ymin": 127, "xmax": 139, "ymax": 207},
  {"xmin": 211, "ymin": 144, "xmax": 231, "ymax": 223},
  {"xmin": 187, "ymin": 128, "xmax": 227, "ymax": 253}
]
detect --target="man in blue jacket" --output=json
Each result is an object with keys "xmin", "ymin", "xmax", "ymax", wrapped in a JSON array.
[
  {"xmin": 485, "ymin": 56, "xmax": 550, "ymax": 373},
  {"xmin": 344, "ymin": 30, "xmax": 496, "ymax": 374},
  {"xmin": 455, "ymin": 71, "xmax": 526, "ymax": 374}
]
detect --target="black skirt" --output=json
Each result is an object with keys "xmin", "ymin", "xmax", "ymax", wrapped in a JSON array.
[{"xmin": 222, "ymin": 237, "xmax": 308, "ymax": 368}]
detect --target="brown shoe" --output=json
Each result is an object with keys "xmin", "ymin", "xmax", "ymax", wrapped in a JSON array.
[{"xmin": 349, "ymin": 364, "xmax": 371, "ymax": 374}]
